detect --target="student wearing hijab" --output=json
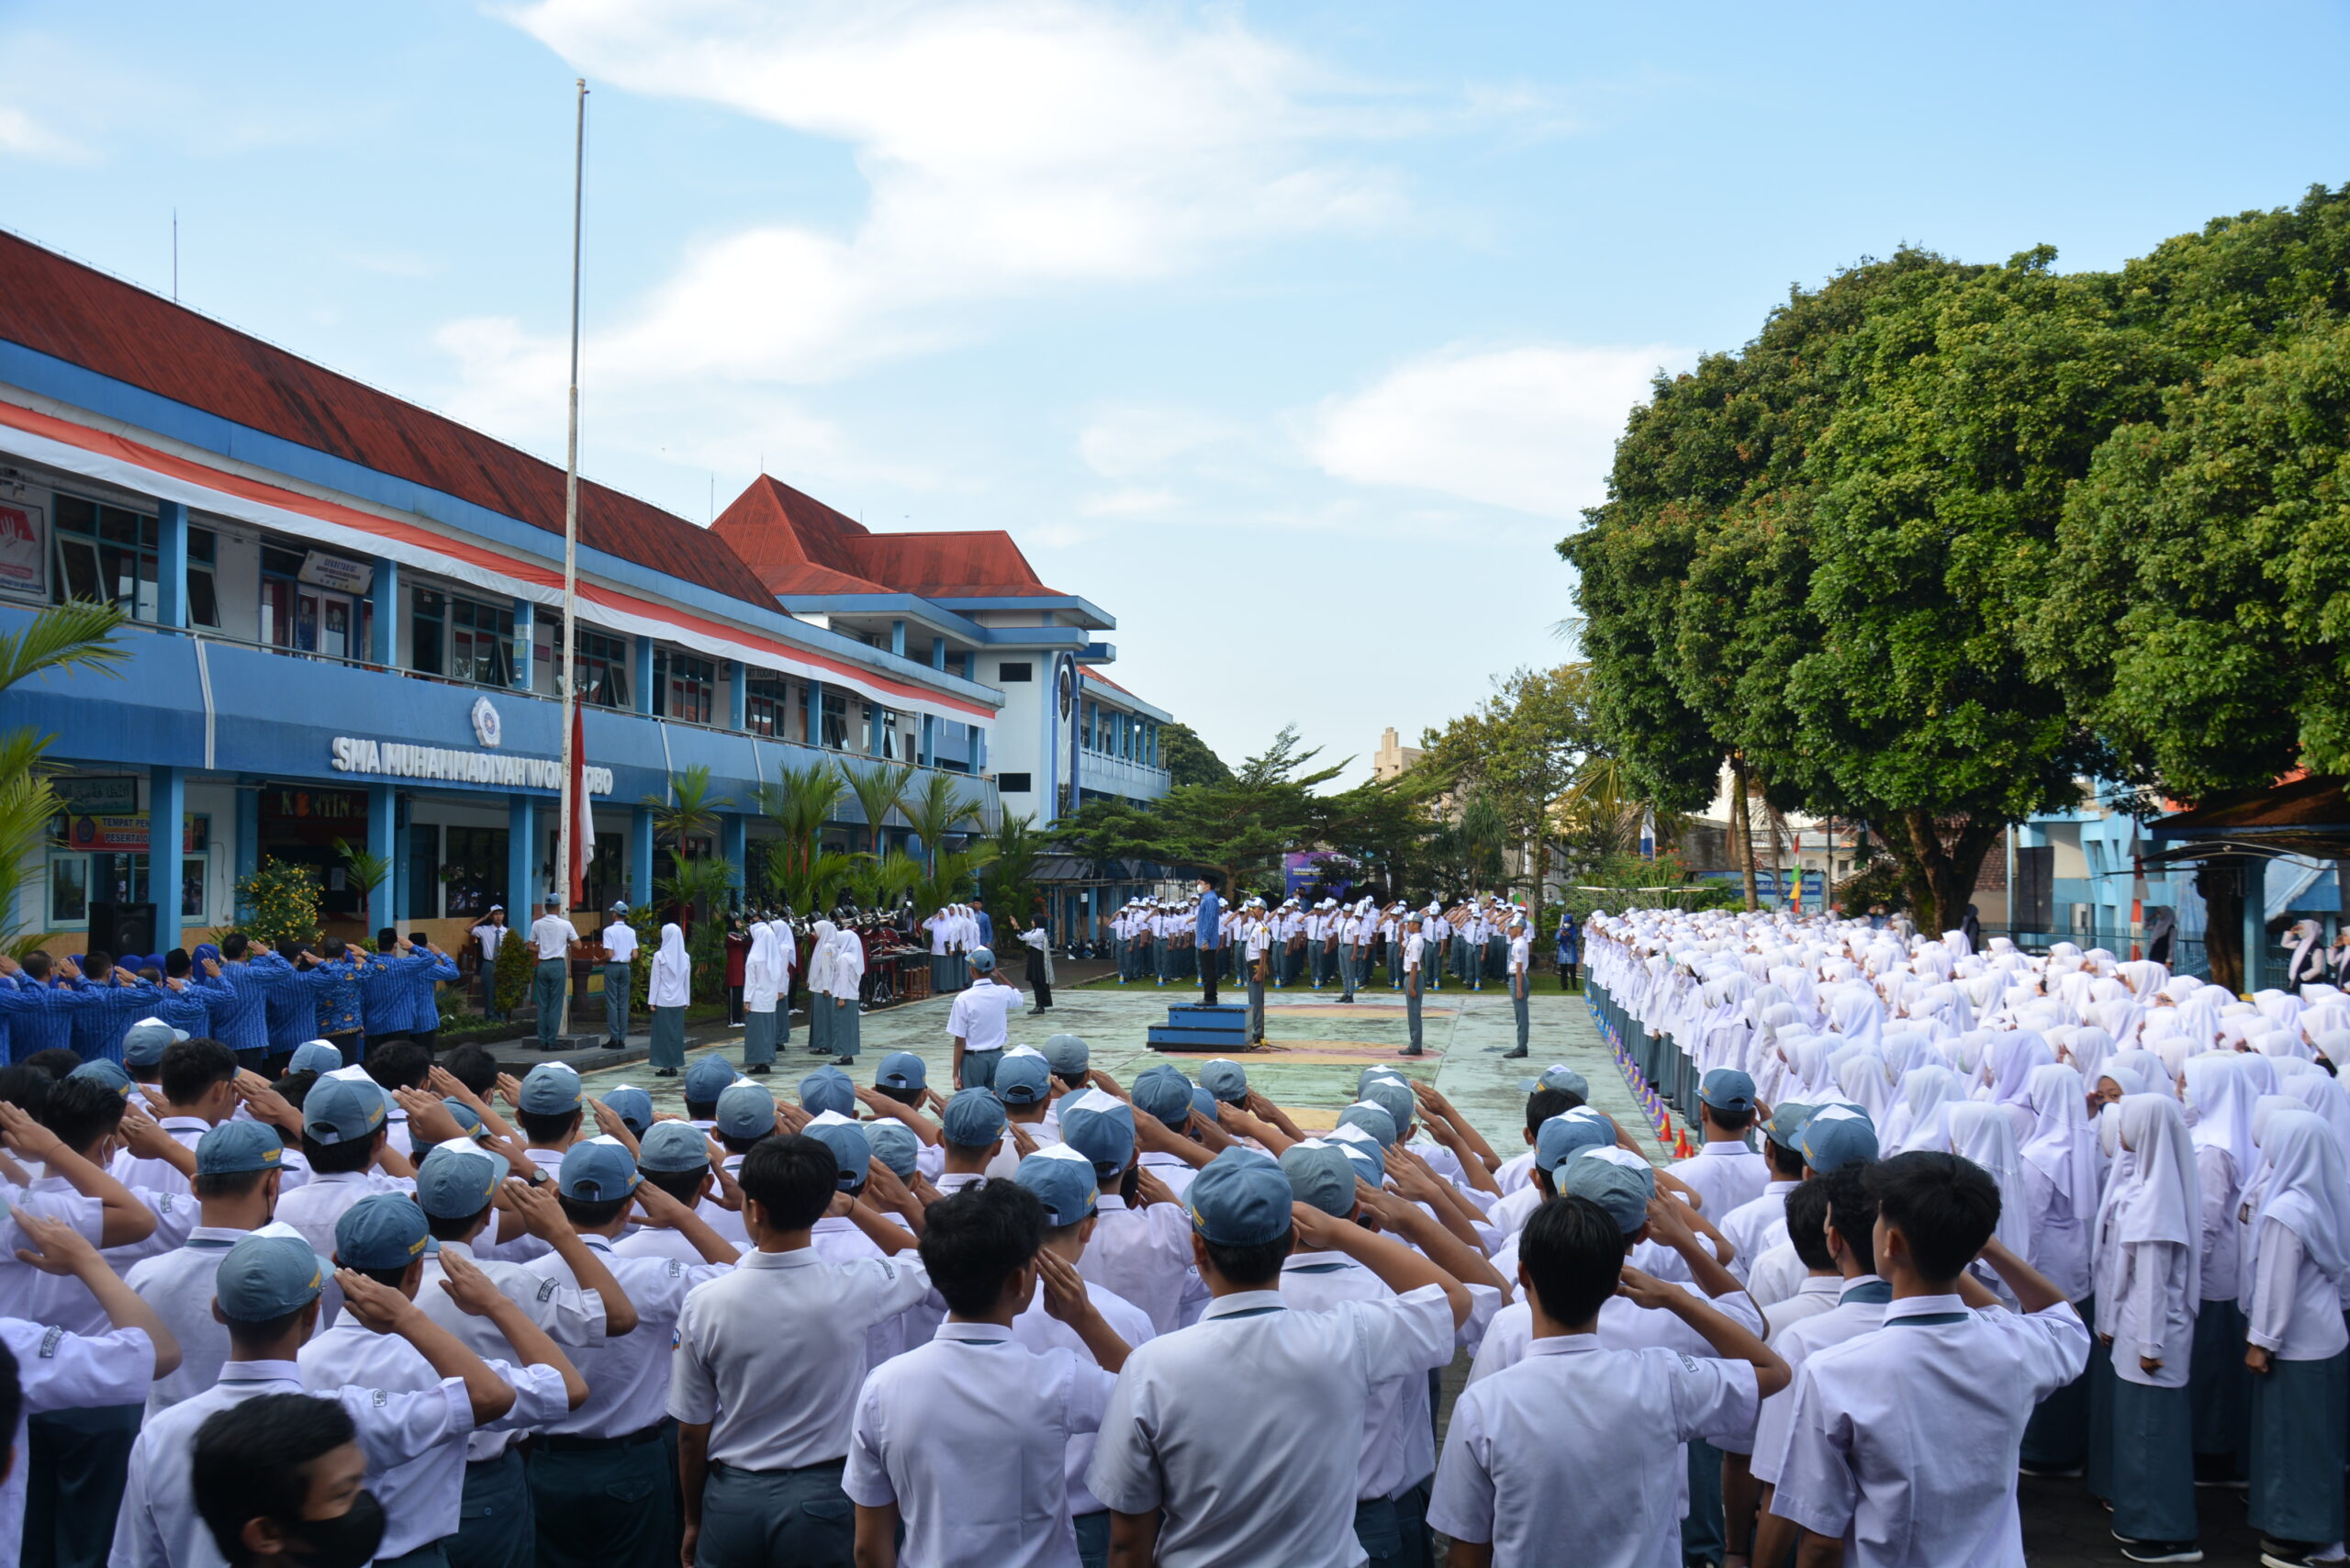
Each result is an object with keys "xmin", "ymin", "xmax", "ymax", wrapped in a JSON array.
[
  {"xmin": 823, "ymin": 923, "xmax": 866, "ymax": 1067},
  {"xmin": 743, "ymin": 922, "xmax": 783, "ymax": 1075},
  {"xmin": 2182, "ymin": 1051, "xmax": 2258, "ymax": 1489},
  {"xmin": 1883, "ymin": 1066, "xmax": 1962, "ymax": 1156},
  {"xmin": 2098, "ymin": 1094, "xmax": 2204, "ymax": 1563},
  {"xmin": 647, "ymin": 924, "xmax": 690, "ymax": 1078},
  {"xmin": 806, "ymin": 919, "xmax": 838, "ymax": 1058},
  {"xmin": 2241, "ymin": 1107, "xmax": 2350, "ymax": 1566},
  {"xmin": 2018, "ymin": 1062, "xmax": 2102, "ymax": 1479}
]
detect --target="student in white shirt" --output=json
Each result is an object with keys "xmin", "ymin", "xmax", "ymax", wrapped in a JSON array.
[
  {"xmin": 1400, "ymin": 915, "xmax": 1426, "ymax": 1057},
  {"xmin": 527, "ymin": 906, "xmax": 577, "ymax": 1053},
  {"xmin": 1431, "ymin": 1191, "xmax": 1786, "ymax": 1568},
  {"xmin": 1086, "ymin": 1148, "xmax": 1471, "ymax": 1568},
  {"xmin": 599, "ymin": 904, "xmax": 638, "ymax": 1051},
  {"xmin": 948, "ymin": 949, "xmax": 1021, "ymax": 1091},
  {"xmin": 128, "ymin": 1121, "xmax": 286, "ymax": 1416},
  {"xmin": 846, "ymin": 1174, "xmax": 1130, "ymax": 1568},
  {"xmin": 1718, "ymin": 1106, "xmax": 1814, "ymax": 1285},
  {"xmin": 1672, "ymin": 1069, "xmax": 1773, "ymax": 1222},
  {"xmin": 1764, "ymin": 1150, "xmax": 2091, "ymax": 1568},
  {"xmin": 112, "ymin": 1036, "xmax": 241, "ymax": 1196},
  {"xmin": 2241, "ymin": 1108, "xmax": 2350, "ymax": 1566},
  {"xmin": 183, "ymin": 1394, "xmax": 380, "ymax": 1568},
  {"xmin": 1059, "ymin": 1092, "xmax": 1195, "ymax": 1335},
  {"xmin": 670, "ymin": 1133, "xmax": 934, "ymax": 1568},
  {"xmin": 272, "ymin": 1070, "xmax": 408, "ymax": 1263},
  {"xmin": 1501, "ymin": 917, "xmax": 1533, "ymax": 1057}
]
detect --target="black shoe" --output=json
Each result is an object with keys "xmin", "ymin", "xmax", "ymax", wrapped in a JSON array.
[
  {"xmin": 745, "ymin": 1064, "xmax": 771, "ymax": 1076},
  {"xmin": 605, "ymin": 1040, "xmax": 625, "ymax": 1051},
  {"xmin": 832, "ymin": 1056, "xmax": 857, "ymax": 1067},
  {"xmin": 1501, "ymin": 1047, "xmax": 1528, "ymax": 1058},
  {"xmin": 1028, "ymin": 1007, "xmax": 1047, "ymax": 1015},
  {"xmin": 654, "ymin": 1068, "xmax": 678, "ymax": 1078},
  {"xmin": 2112, "ymin": 1533, "xmax": 2202, "ymax": 1563},
  {"xmin": 1397, "ymin": 1047, "xmax": 1423, "ymax": 1057},
  {"xmin": 538, "ymin": 1040, "xmax": 565, "ymax": 1051}
]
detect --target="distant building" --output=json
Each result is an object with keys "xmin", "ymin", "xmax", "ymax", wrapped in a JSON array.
[{"xmin": 1373, "ymin": 727, "xmax": 1424, "ymax": 781}]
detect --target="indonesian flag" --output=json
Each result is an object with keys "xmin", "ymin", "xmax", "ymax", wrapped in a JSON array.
[{"xmin": 568, "ymin": 701, "xmax": 594, "ymax": 907}]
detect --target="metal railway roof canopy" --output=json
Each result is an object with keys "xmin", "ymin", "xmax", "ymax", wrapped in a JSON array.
[{"xmin": 2141, "ymin": 774, "xmax": 2350, "ymax": 867}]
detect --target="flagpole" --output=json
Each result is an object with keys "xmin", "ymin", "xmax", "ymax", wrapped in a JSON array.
[{"xmin": 556, "ymin": 77, "xmax": 588, "ymax": 1039}]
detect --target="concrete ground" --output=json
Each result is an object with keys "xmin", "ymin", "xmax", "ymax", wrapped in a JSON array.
[{"xmin": 570, "ymin": 978, "xmax": 2273, "ymax": 1566}]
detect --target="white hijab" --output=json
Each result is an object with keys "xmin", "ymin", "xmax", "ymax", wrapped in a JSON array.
[
  {"xmin": 1946, "ymin": 1100, "xmax": 2033, "ymax": 1260},
  {"xmin": 744, "ymin": 923, "xmax": 781, "ymax": 1011},
  {"xmin": 807, "ymin": 919, "xmax": 838, "ymax": 992},
  {"xmin": 649, "ymin": 923, "xmax": 690, "ymax": 1008},
  {"xmin": 2020, "ymin": 1062, "xmax": 2101, "ymax": 1224},
  {"xmin": 1886, "ymin": 1065, "xmax": 1963, "ymax": 1154},
  {"xmin": 2251, "ymin": 1107, "xmax": 2350, "ymax": 1282},
  {"xmin": 2109, "ymin": 1094, "xmax": 2201, "ymax": 1305},
  {"xmin": 2182, "ymin": 1052, "xmax": 2258, "ymax": 1189}
]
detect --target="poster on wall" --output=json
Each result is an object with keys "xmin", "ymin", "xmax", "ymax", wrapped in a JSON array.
[
  {"xmin": 0, "ymin": 498, "xmax": 47, "ymax": 600},
  {"xmin": 51, "ymin": 812, "xmax": 206, "ymax": 853}
]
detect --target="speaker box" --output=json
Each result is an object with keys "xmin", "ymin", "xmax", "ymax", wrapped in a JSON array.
[{"xmin": 85, "ymin": 901, "xmax": 157, "ymax": 959}]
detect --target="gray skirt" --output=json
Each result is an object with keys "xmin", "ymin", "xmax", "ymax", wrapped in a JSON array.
[
  {"xmin": 2108, "ymin": 1374, "xmax": 2196, "ymax": 1543},
  {"xmin": 810, "ymin": 993, "xmax": 834, "ymax": 1052},
  {"xmin": 649, "ymin": 1005, "xmax": 687, "ymax": 1070},
  {"xmin": 829, "ymin": 997, "xmax": 861, "ymax": 1059},
  {"xmin": 2250, "ymin": 1347, "xmax": 2348, "ymax": 1546},
  {"xmin": 743, "ymin": 1009, "xmax": 778, "ymax": 1065}
]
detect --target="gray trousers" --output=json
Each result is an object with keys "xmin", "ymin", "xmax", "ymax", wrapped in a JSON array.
[
  {"xmin": 533, "ymin": 958, "xmax": 568, "ymax": 1046},
  {"xmin": 1340, "ymin": 948, "xmax": 1359, "ymax": 1000},
  {"xmin": 1248, "ymin": 969, "xmax": 1265, "ymax": 1043},
  {"xmin": 698, "ymin": 1460, "xmax": 853, "ymax": 1568},
  {"xmin": 1513, "ymin": 981, "xmax": 1530, "ymax": 1049},
  {"xmin": 603, "ymin": 963, "xmax": 632, "ymax": 1043},
  {"xmin": 962, "ymin": 1047, "xmax": 1001, "ymax": 1090},
  {"xmin": 1404, "ymin": 977, "xmax": 1423, "ymax": 1052},
  {"xmin": 445, "ymin": 1447, "xmax": 532, "ymax": 1568}
]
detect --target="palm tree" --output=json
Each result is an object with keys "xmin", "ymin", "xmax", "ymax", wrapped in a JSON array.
[
  {"xmin": 900, "ymin": 770, "xmax": 979, "ymax": 873},
  {"xmin": 844, "ymin": 761, "xmax": 911, "ymax": 859},
  {"xmin": 332, "ymin": 838, "xmax": 396, "ymax": 927},
  {"xmin": 643, "ymin": 764, "xmax": 729, "ymax": 873},
  {"xmin": 979, "ymin": 812, "xmax": 1045, "ymax": 925},
  {"xmin": 0, "ymin": 603, "xmax": 127, "ymax": 953},
  {"xmin": 753, "ymin": 759, "xmax": 845, "ymax": 913},
  {"xmin": 922, "ymin": 845, "xmax": 999, "ymax": 915}
]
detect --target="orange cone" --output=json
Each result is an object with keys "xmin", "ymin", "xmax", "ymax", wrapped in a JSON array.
[{"xmin": 1675, "ymin": 1129, "xmax": 1692, "ymax": 1159}]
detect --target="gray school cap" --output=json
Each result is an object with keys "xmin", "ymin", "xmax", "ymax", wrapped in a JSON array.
[
  {"xmin": 1535, "ymin": 1110, "xmax": 1614, "ymax": 1172},
  {"xmin": 1359, "ymin": 1077, "xmax": 1416, "ymax": 1138},
  {"xmin": 121, "ymin": 1018, "xmax": 186, "ymax": 1069},
  {"xmin": 557, "ymin": 1136, "xmax": 641, "ymax": 1203},
  {"xmin": 415, "ymin": 1140, "xmax": 504, "ymax": 1219},
  {"xmin": 1200, "ymin": 1058, "xmax": 1249, "ymax": 1104},
  {"xmin": 968, "ymin": 946, "xmax": 996, "ymax": 973},
  {"xmin": 876, "ymin": 1051, "xmax": 927, "ymax": 1092},
  {"xmin": 941, "ymin": 1087, "xmax": 1007, "ymax": 1148},
  {"xmin": 1699, "ymin": 1069, "xmax": 1757, "ymax": 1116},
  {"xmin": 288, "ymin": 1040, "xmax": 344, "ymax": 1077},
  {"xmin": 1280, "ymin": 1141, "xmax": 1359, "ymax": 1218},
  {"xmin": 1559, "ymin": 1151, "xmax": 1656, "ymax": 1234},
  {"xmin": 214, "ymin": 1229, "xmax": 329, "ymax": 1322},
  {"xmin": 600, "ymin": 1086, "xmax": 654, "ymax": 1137},
  {"xmin": 1130, "ymin": 1065, "xmax": 1194, "ymax": 1126},
  {"xmin": 1016, "ymin": 1146, "xmax": 1099, "ymax": 1226},
  {"xmin": 1800, "ymin": 1111, "xmax": 1879, "ymax": 1173},
  {"xmin": 993, "ymin": 1051, "xmax": 1053, "ymax": 1108},
  {"xmin": 196, "ymin": 1120, "xmax": 285, "ymax": 1177},
  {"xmin": 717, "ymin": 1082, "xmax": 780, "ymax": 1141},
  {"xmin": 684, "ymin": 1055, "xmax": 738, "ymax": 1105},
  {"xmin": 68, "ymin": 1058, "xmax": 134, "ymax": 1099},
  {"xmin": 1329, "ymin": 1126, "xmax": 1385, "ymax": 1184},
  {"xmin": 1516, "ymin": 1063, "xmax": 1590, "ymax": 1098},
  {"xmin": 1189, "ymin": 1086, "xmax": 1219, "ymax": 1126},
  {"xmin": 1058, "ymin": 1090, "xmax": 1136, "ymax": 1183},
  {"xmin": 1041, "ymin": 1034, "xmax": 1090, "ymax": 1077},
  {"xmin": 799, "ymin": 1066, "xmax": 856, "ymax": 1117},
  {"xmin": 442, "ymin": 1100, "xmax": 488, "ymax": 1140},
  {"xmin": 636, "ymin": 1121, "xmax": 713, "ymax": 1175},
  {"xmin": 518, "ymin": 1063, "xmax": 583, "ymax": 1117},
  {"xmin": 867, "ymin": 1119, "xmax": 922, "ymax": 1180},
  {"xmin": 304, "ymin": 1072, "xmax": 388, "ymax": 1146},
  {"xmin": 1187, "ymin": 1147, "xmax": 1293, "ymax": 1247},
  {"xmin": 1763, "ymin": 1103, "xmax": 1817, "ymax": 1150},
  {"xmin": 335, "ymin": 1192, "xmax": 431, "ymax": 1272},
  {"xmin": 1337, "ymin": 1102, "xmax": 1398, "ymax": 1148},
  {"xmin": 802, "ymin": 1112, "xmax": 871, "ymax": 1191}
]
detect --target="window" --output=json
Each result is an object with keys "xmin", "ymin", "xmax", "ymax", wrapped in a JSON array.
[
  {"xmin": 655, "ymin": 649, "xmax": 716, "ymax": 724},
  {"xmin": 450, "ymin": 597, "xmax": 515, "ymax": 687},
  {"xmin": 52, "ymin": 494, "xmax": 158, "ymax": 621},
  {"xmin": 998, "ymin": 662, "xmax": 1033, "ymax": 683},
  {"xmin": 185, "ymin": 528, "xmax": 220, "ymax": 628},
  {"xmin": 442, "ymin": 827, "xmax": 508, "ymax": 918},
  {"xmin": 744, "ymin": 673, "xmax": 787, "ymax": 737},
  {"xmin": 996, "ymin": 772, "xmax": 1032, "ymax": 794},
  {"xmin": 48, "ymin": 856, "xmax": 86, "ymax": 924},
  {"xmin": 411, "ymin": 588, "xmax": 446, "ymax": 676},
  {"xmin": 570, "ymin": 628, "xmax": 632, "ymax": 710},
  {"xmin": 820, "ymin": 689, "xmax": 848, "ymax": 749}
]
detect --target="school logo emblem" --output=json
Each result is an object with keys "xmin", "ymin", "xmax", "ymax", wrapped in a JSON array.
[{"xmin": 471, "ymin": 695, "xmax": 503, "ymax": 749}]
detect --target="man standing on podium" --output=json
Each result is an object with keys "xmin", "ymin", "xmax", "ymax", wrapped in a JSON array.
[{"xmin": 1194, "ymin": 876, "xmax": 1223, "ymax": 1006}]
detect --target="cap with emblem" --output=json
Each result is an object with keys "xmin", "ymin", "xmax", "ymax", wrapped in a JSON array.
[
  {"xmin": 442, "ymin": 1100, "xmax": 488, "ymax": 1140},
  {"xmin": 519, "ymin": 1062, "xmax": 583, "ymax": 1117},
  {"xmin": 1188, "ymin": 1086, "xmax": 1219, "ymax": 1126},
  {"xmin": 335, "ymin": 1192, "xmax": 431, "ymax": 1271},
  {"xmin": 214, "ymin": 1229, "xmax": 329, "ymax": 1322},
  {"xmin": 876, "ymin": 1052, "xmax": 927, "ymax": 1092},
  {"xmin": 1186, "ymin": 1147, "xmax": 1293, "ymax": 1246},
  {"xmin": 287, "ymin": 1040, "xmax": 344, "ymax": 1078},
  {"xmin": 717, "ymin": 1082, "xmax": 779, "ymax": 1142},
  {"xmin": 1763, "ymin": 1103, "xmax": 1817, "ymax": 1150},
  {"xmin": 600, "ymin": 1086, "xmax": 654, "ymax": 1137},
  {"xmin": 1058, "ymin": 1089, "xmax": 1136, "ymax": 1184},
  {"xmin": 196, "ymin": 1120, "xmax": 285, "ymax": 1177},
  {"xmin": 684, "ymin": 1055, "xmax": 738, "ymax": 1106},
  {"xmin": 415, "ymin": 1140, "xmax": 505, "ymax": 1219},
  {"xmin": 1535, "ymin": 1110, "xmax": 1615, "ymax": 1172},
  {"xmin": 68, "ymin": 1058, "xmax": 134, "ymax": 1098},
  {"xmin": 802, "ymin": 1111, "xmax": 871, "ymax": 1192},
  {"xmin": 799, "ymin": 1066, "xmax": 856, "ymax": 1118},
  {"xmin": 1699, "ymin": 1068, "xmax": 1757, "ymax": 1117},
  {"xmin": 121, "ymin": 1017, "xmax": 186, "ymax": 1069},
  {"xmin": 1041, "ymin": 1034, "xmax": 1090, "ymax": 1077},
  {"xmin": 557, "ymin": 1137, "xmax": 641, "ymax": 1203},
  {"xmin": 968, "ymin": 946, "xmax": 996, "ymax": 973},
  {"xmin": 1016, "ymin": 1146, "xmax": 1098, "ymax": 1226},
  {"xmin": 1337, "ymin": 1102, "xmax": 1399, "ymax": 1148},
  {"xmin": 993, "ymin": 1050, "xmax": 1052, "ymax": 1107},
  {"xmin": 1131, "ymin": 1065, "xmax": 1194, "ymax": 1126},
  {"xmin": 1516, "ymin": 1063, "xmax": 1590, "ymax": 1099},
  {"xmin": 941, "ymin": 1088, "xmax": 1007, "ymax": 1148},
  {"xmin": 1559, "ymin": 1150, "xmax": 1656, "ymax": 1235},
  {"xmin": 867, "ymin": 1120, "xmax": 922, "ymax": 1180},
  {"xmin": 303, "ymin": 1070, "xmax": 388, "ymax": 1146},
  {"xmin": 1280, "ymin": 1141, "xmax": 1358, "ymax": 1218},
  {"xmin": 1199, "ymin": 1058, "xmax": 1249, "ymax": 1105},
  {"xmin": 1800, "ymin": 1110, "xmax": 1879, "ymax": 1173},
  {"xmin": 636, "ymin": 1122, "xmax": 713, "ymax": 1175},
  {"xmin": 1327, "ymin": 1124, "xmax": 1386, "ymax": 1184}
]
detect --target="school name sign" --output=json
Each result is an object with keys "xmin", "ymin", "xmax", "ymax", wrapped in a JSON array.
[{"xmin": 330, "ymin": 736, "xmax": 613, "ymax": 795}]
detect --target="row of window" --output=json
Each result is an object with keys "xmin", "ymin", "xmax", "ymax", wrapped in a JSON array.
[{"xmin": 1082, "ymin": 700, "xmax": 1159, "ymax": 767}]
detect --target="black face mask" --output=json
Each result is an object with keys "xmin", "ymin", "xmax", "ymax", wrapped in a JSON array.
[{"xmin": 285, "ymin": 1490, "xmax": 386, "ymax": 1568}]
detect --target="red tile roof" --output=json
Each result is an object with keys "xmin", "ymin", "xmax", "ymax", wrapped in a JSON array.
[
  {"xmin": 0, "ymin": 230, "xmax": 779, "ymax": 610},
  {"xmin": 715, "ymin": 475, "xmax": 1064, "ymax": 600}
]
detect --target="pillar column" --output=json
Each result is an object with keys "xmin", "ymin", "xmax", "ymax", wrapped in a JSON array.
[
  {"xmin": 2243, "ymin": 856, "xmax": 2269, "ymax": 993},
  {"xmin": 370, "ymin": 558, "xmax": 399, "ymax": 667},
  {"xmin": 890, "ymin": 620, "xmax": 906, "ymax": 658},
  {"xmin": 630, "ymin": 805, "xmax": 655, "ymax": 908},
  {"xmin": 367, "ymin": 784, "xmax": 397, "ymax": 935},
  {"xmin": 930, "ymin": 639, "xmax": 946, "ymax": 670},
  {"xmin": 234, "ymin": 786, "xmax": 261, "ymax": 923},
  {"xmin": 867, "ymin": 703, "xmax": 884, "ymax": 756},
  {"xmin": 728, "ymin": 660, "xmax": 747, "ymax": 732},
  {"xmin": 155, "ymin": 501, "xmax": 188, "ymax": 629},
  {"xmin": 920, "ymin": 714, "xmax": 935, "ymax": 769},
  {"xmin": 149, "ymin": 766, "xmax": 184, "ymax": 951},
  {"xmin": 632, "ymin": 638, "xmax": 655, "ymax": 716},
  {"xmin": 508, "ymin": 796, "xmax": 538, "ymax": 914},
  {"xmin": 511, "ymin": 600, "xmax": 535, "ymax": 692}
]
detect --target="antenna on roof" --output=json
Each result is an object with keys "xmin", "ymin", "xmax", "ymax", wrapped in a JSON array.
[{"xmin": 171, "ymin": 209, "xmax": 177, "ymax": 302}]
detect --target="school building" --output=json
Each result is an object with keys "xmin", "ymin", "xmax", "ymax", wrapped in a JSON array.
[{"xmin": 0, "ymin": 229, "xmax": 1175, "ymax": 958}]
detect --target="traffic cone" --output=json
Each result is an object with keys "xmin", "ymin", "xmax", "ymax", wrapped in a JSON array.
[{"xmin": 1676, "ymin": 1128, "xmax": 1693, "ymax": 1159}]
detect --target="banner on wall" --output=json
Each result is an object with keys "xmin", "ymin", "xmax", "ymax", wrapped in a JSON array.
[
  {"xmin": 51, "ymin": 812, "xmax": 205, "ymax": 853},
  {"xmin": 0, "ymin": 498, "xmax": 46, "ymax": 600}
]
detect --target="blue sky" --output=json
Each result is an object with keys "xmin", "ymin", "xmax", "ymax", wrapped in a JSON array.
[{"xmin": 4, "ymin": 1, "xmax": 2345, "ymax": 781}]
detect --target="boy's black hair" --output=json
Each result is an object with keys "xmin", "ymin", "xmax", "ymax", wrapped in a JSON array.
[
  {"xmin": 0, "ymin": 1065, "xmax": 53, "ymax": 1116},
  {"xmin": 1869, "ymin": 1150, "xmax": 1998, "ymax": 1282},
  {"xmin": 639, "ymin": 1166, "xmax": 709, "ymax": 1206},
  {"xmin": 1518, "ymin": 1193, "xmax": 1623, "ymax": 1328},
  {"xmin": 869, "ymin": 1083, "xmax": 923, "ymax": 1108},
  {"xmin": 519, "ymin": 1108, "xmax": 583, "ymax": 1147},
  {"xmin": 1703, "ymin": 1101, "xmax": 1756, "ymax": 1134},
  {"xmin": 1052, "ymin": 1071, "xmax": 1086, "ymax": 1094},
  {"xmin": 165, "ymin": 949, "xmax": 193, "ymax": 979},
  {"xmin": 194, "ymin": 1168, "xmax": 274, "ymax": 1203},
  {"xmin": 556, "ymin": 1194, "xmax": 630, "ymax": 1231},
  {"xmin": 739, "ymin": 1135, "xmax": 839, "ymax": 1233},
  {"xmin": 161, "ymin": 1038, "xmax": 240, "ymax": 1106},
  {"xmin": 341, "ymin": 1264, "xmax": 409, "ymax": 1293},
  {"xmin": 1201, "ymin": 1227, "xmax": 1292, "ymax": 1288},
  {"xmin": 1767, "ymin": 1137, "xmax": 1807, "ymax": 1180},
  {"xmin": 684, "ymin": 1096, "xmax": 721, "ymax": 1121},
  {"xmin": 273, "ymin": 1070, "xmax": 318, "ymax": 1110},
  {"xmin": 426, "ymin": 1207, "xmax": 489, "ymax": 1242},
  {"xmin": 919, "ymin": 1181, "xmax": 1046, "ymax": 1317},
  {"xmin": 1820, "ymin": 1162, "xmax": 1880, "ymax": 1274},
  {"xmin": 17, "ymin": 1048, "xmax": 74, "ymax": 1081},
  {"xmin": 1525, "ymin": 1085, "xmax": 1579, "ymax": 1136},
  {"xmin": 39, "ymin": 1076, "xmax": 126, "ymax": 1154},
  {"xmin": 1784, "ymin": 1177, "xmax": 1835, "ymax": 1271},
  {"xmin": 83, "ymin": 948, "xmax": 113, "ymax": 977},
  {"xmin": 17, "ymin": 952, "xmax": 50, "ymax": 980},
  {"xmin": 319, "ymin": 937, "xmax": 346, "ymax": 961},
  {"xmin": 192, "ymin": 1393, "xmax": 356, "ymax": 1568},
  {"xmin": 716, "ymin": 1129, "xmax": 769, "ymax": 1158},
  {"xmin": 439, "ymin": 1045, "xmax": 499, "ymax": 1098},
  {"xmin": 376, "ymin": 927, "xmax": 399, "ymax": 952},
  {"xmin": 220, "ymin": 934, "xmax": 250, "ymax": 961},
  {"xmin": 137, "ymin": 967, "xmax": 163, "ymax": 984},
  {"xmin": 299, "ymin": 1129, "xmax": 381, "ymax": 1175},
  {"xmin": 364, "ymin": 1041, "xmax": 431, "ymax": 1094}
]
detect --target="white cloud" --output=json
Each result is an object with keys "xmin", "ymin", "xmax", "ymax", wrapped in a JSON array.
[
  {"xmin": 1076, "ymin": 405, "xmax": 1247, "ymax": 479},
  {"xmin": 1077, "ymin": 486, "xmax": 1176, "ymax": 518},
  {"xmin": 1306, "ymin": 343, "xmax": 1676, "ymax": 520},
  {"xmin": 0, "ymin": 106, "xmax": 88, "ymax": 163}
]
